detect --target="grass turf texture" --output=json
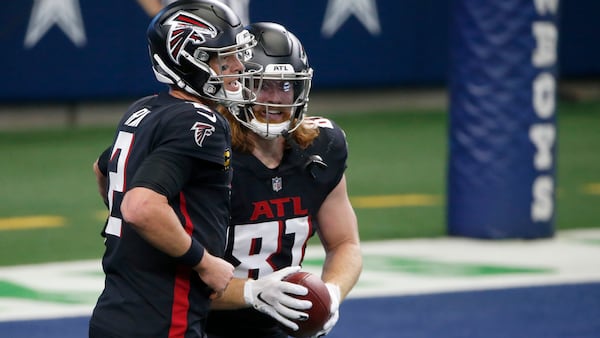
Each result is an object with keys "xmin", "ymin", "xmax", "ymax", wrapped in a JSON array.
[{"xmin": 0, "ymin": 101, "xmax": 598, "ymax": 266}]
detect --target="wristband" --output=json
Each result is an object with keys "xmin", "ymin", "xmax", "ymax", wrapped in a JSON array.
[{"xmin": 177, "ymin": 238, "xmax": 205, "ymax": 267}]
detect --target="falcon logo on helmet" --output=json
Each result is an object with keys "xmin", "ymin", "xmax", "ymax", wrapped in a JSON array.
[
  {"xmin": 165, "ymin": 11, "xmax": 218, "ymax": 64},
  {"xmin": 191, "ymin": 122, "xmax": 215, "ymax": 147}
]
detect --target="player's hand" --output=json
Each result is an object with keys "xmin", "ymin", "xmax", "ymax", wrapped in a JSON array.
[
  {"xmin": 243, "ymin": 266, "xmax": 312, "ymax": 331},
  {"xmin": 195, "ymin": 252, "xmax": 234, "ymax": 299},
  {"xmin": 312, "ymin": 283, "xmax": 341, "ymax": 337}
]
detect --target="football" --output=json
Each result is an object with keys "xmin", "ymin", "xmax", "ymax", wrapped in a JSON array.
[{"xmin": 282, "ymin": 271, "xmax": 332, "ymax": 338}]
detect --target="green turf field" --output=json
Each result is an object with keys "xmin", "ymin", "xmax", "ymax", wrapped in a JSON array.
[{"xmin": 0, "ymin": 100, "xmax": 598, "ymax": 266}]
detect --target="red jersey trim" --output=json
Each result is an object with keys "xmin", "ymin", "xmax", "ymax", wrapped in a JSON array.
[{"xmin": 168, "ymin": 193, "xmax": 194, "ymax": 338}]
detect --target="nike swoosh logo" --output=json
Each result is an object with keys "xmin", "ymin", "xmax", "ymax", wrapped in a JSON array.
[{"xmin": 198, "ymin": 111, "xmax": 217, "ymax": 123}]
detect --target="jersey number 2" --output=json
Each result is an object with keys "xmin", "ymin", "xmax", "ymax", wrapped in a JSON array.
[{"xmin": 105, "ymin": 131, "xmax": 134, "ymax": 237}]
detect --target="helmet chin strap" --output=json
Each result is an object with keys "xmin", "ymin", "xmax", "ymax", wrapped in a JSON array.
[
  {"xmin": 248, "ymin": 119, "xmax": 290, "ymax": 140},
  {"xmin": 229, "ymin": 103, "xmax": 302, "ymax": 140},
  {"xmin": 215, "ymin": 83, "xmax": 244, "ymax": 104},
  {"xmin": 153, "ymin": 54, "xmax": 203, "ymax": 97}
]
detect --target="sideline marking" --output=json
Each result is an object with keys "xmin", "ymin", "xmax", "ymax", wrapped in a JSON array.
[
  {"xmin": 0, "ymin": 193, "xmax": 441, "ymax": 232},
  {"xmin": 1, "ymin": 183, "xmax": 595, "ymax": 231},
  {"xmin": 0, "ymin": 216, "xmax": 64, "ymax": 231},
  {"xmin": 94, "ymin": 210, "xmax": 108, "ymax": 221},
  {"xmin": 0, "ymin": 229, "xmax": 599, "ymax": 321},
  {"xmin": 350, "ymin": 194, "xmax": 440, "ymax": 208},
  {"xmin": 582, "ymin": 183, "xmax": 600, "ymax": 195},
  {"xmin": 303, "ymin": 256, "xmax": 553, "ymax": 276}
]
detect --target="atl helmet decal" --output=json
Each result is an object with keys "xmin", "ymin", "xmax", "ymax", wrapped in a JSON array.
[
  {"xmin": 191, "ymin": 122, "xmax": 215, "ymax": 147},
  {"xmin": 165, "ymin": 11, "xmax": 218, "ymax": 64}
]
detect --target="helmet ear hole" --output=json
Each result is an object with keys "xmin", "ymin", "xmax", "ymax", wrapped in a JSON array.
[
  {"xmin": 203, "ymin": 83, "xmax": 218, "ymax": 95},
  {"xmin": 194, "ymin": 49, "xmax": 211, "ymax": 62}
]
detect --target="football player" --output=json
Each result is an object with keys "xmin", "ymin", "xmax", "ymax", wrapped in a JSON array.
[
  {"xmin": 205, "ymin": 22, "xmax": 363, "ymax": 338},
  {"xmin": 89, "ymin": 1, "xmax": 261, "ymax": 337}
]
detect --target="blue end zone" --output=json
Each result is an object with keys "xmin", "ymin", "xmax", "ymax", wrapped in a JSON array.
[
  {"xmin": 0, "ymin": 316, "xmax": 89, "ymax": 338},
  {"xmin": 329, "ymin": 283, "xmax": 600, "ymax": 338},
  {"xmin": 2, "ymin": 283, "xmax": 598, "ymax": 338}
]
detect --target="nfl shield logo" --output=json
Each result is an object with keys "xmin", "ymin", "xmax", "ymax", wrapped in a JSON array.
[{"xmin": 272, "ymin": 177, "xmax": 282, "ymax": 192}]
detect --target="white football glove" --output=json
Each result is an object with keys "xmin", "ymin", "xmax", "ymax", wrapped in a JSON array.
[
  {"xmin": 243, "ymin": 266, "xmax": 313, "ymax": 331},
  {"xmin": 312, "ymin": 283, "xmax": 341, "ymax": 337}
]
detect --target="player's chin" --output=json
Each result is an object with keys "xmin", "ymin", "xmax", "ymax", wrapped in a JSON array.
[{"xmin": 224, "ymin": 80, "xmax": 240, "ymax": 91}]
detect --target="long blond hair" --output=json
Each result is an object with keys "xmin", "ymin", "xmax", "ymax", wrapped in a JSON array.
[{"xmin": 218, "ymin": 106, "xmax": 319, "ymax": 153}]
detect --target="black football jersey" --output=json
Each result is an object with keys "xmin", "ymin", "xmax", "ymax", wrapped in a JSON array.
[
  {"xmin": 206, "ymin": 117, "xmax": 347, "ymax": 338},
  {"xmin": 90, "ymin": 92, "xmax": 232, "ymax": 338}
]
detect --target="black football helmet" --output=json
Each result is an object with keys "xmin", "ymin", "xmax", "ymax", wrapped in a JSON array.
[
  {"xmin": 229, "ymin": 22, "xmax": 313, "ymax": 139},
  {"xmin": 147, "ymin": 0, "xmax": 260, "ymax": 105}
]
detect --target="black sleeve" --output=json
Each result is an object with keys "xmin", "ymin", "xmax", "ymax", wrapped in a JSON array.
[
  {"xmin": 130, "ymin": 151, "xmax": 195, "ymax": 199},
  {"xmin": 97, "ymin": 146, "xmax": 111, "ymax": 176},
  {"xmin": 158, "ymin": 106, "xmax": 230, "ymax": 166},
  {"xmin": 312, "ymin": 120, "xmax": 348, "ymax": 190}
]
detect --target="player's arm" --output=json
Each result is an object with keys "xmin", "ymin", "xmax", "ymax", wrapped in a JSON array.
[
  {"xmin": 121, "ymin": 186, "xmax": 198, "ymax": 258},
  {"xmin": 312, "ymin": 174, "xmax": 361, "ymax": 336},
  {"xmin": 93, "ymin": 158, "xmax": 108, "ymax": 204},
  {"xmin": 210, "ymin": 272, "xmax": 310, "ymax": 312},
  {"xmin": 93, "ymin": 146, "xmax": 111, "ymax": 206},
  {"xmin": 121, "ymin": 186, "xmax": 233, "ymax": 297},
  {"xmin": 122, "ymin": 151, "xmax": 234, "ymax": 297},
  {"xmin": 317, "ymin": 174, "xmax": 362, "ymax": 300},
  {"xmin": 209, "ymin": 277, "xmax": 246, "ymax": 309}
]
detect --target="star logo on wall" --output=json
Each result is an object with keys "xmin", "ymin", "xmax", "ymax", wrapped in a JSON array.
[
  {"xmin": 24, "ymin": 0, "xmax": 87, "ymax": 48},
  {"xmin": 321, "ymin": 0, "xmax": 381, "ymax": 38}
]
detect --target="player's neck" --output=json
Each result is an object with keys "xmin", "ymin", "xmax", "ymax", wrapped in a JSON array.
[
  {"xmin": 250, "ymin": 134, "xmax": 285, "ymax": 169},
  {"xmin": 169, "ymin": 88, "xmax": 214, "ymax": 108}
]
